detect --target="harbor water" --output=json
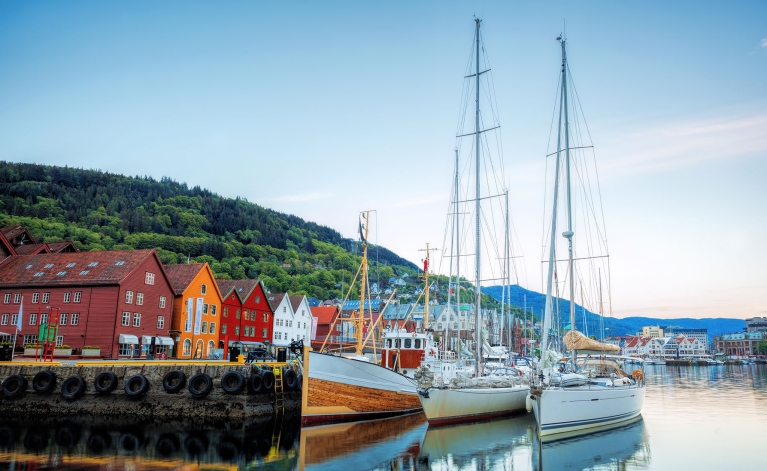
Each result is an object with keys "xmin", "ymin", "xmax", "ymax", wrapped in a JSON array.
[{"xmin": 1, "ymin": 364, "xmax": 765, "ymax": 470}]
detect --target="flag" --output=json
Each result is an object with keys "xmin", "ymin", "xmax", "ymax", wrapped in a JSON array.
[{"xmin": 15, "ymin": 301, "xmax": 22, "ymax": 331}]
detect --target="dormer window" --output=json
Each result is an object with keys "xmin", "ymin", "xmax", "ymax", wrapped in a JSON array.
[
  {"xmin": 44, "ymin": 264, "xmax": 54, "ymax": 269},
  {"xmin": 66, "ymin": 263, "xmax": 76, "ymax": 268},
  {"xmin": 88, "ymin": 262, "xmax": 98, "ymax": 267}
]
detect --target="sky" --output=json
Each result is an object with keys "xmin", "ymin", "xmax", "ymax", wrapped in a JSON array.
[{"xmin": 0, "ymin": 1, "xmax": 765, "ymax": 320}]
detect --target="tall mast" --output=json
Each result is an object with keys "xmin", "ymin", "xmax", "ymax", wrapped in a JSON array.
[
  {"xmin": 504, "ymin": 190, "xmax": 510, "ymax": 353},
  {"xmin": 473, "ymin": 18, "xmax": 483, "ymax": 375},
  {"xmin": 540, "ymin": 36, "xmax": 567, "ymax": 354},
  {"xmin": 419, "ymin": 243, "xmax": 437, "ymax": 330},
  {"xmin": 355, "ymin": 211, "xmax": 370, "ymax": 356},
  {"xmin": 446, "ymin": 148, "xmax": 460, "ymax": 352},
  {"xmin": 560, "ymin": 38, "xmax": 576, "ymax": 350}
]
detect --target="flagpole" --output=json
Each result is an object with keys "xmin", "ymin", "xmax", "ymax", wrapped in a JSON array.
[{"xmin": 11, "ymin": 296, "xmax": 22, "ymax": 361}]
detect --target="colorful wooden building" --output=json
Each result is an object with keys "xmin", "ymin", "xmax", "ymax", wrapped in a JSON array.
[
  {"xmin": 0, "ymin": 250, "xmax": 174, "ymax": 358},
  {"xmin": 164, "ymin": 263, "xmax": 223, "ymax": 359},
  {"xmin": 216, "ymin": 279, "xmax": 273, "ymax": 347},
  {"xmin": 310, "ymin": 305, "xmax": 339, "ymax": 350}
]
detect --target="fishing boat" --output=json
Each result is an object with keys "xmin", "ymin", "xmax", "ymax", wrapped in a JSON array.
[
  {"xmin": 301, "ymin": 211, "xmax": 422, "ymax": 426},
  {"xmin": 416, "ymin": 19, "xmax": 529, "ymax": 426},
  {"xmin": 529, "ymin": 35, "xmax": 646, "ymax": 437}
]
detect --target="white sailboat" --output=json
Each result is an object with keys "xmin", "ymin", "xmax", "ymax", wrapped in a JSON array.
[
  {"xmin": 529, "ymin": 35, "xmax": 646, "ymax": 437},
  {"xmin": 416, "ymin": 18, "xmax": 529, "ymax": 426}
]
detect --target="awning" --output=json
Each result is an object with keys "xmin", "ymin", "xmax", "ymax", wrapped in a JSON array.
[
  {"xmin": 141, "ymin": 335, "xmax": 174, "ymax": 346},
  {"xmin": 118, "ymin": 334, "xmax": 139, "ymax": 344}
]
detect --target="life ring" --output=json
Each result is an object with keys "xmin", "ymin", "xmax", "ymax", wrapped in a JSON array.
[
  {"xmin": 221, "ymin": 371, "xmax": 245, "ymax": 394},
  {"xmin": 94, "ymin": 371, "xmax": 118, "ymax": 394},
  {"xmin": 188, "ymin": 373, "xmax": 213, "ymax": 398},
  {"xmin": 2, "ymin": 374, "xmax": 27, "ymax": 399},
  {"xmin": 428, "ymin": 348, "xmax": 436, "ymax": 356},
  {"xmin": 32, "ymin": 370, "xmax": 57, "ymax": 394},
  {"xmin": 61, "ymin": 375, "xmax": 86, "ymax": 400},
  {"xmin": 163, "ymin": 370, "xmax": 187, "ymax": 393},
  {"xmin": 124, "ymin": 374, "xmax": 150, "ymax": 398},
  {"xmin": 632, "ymin": 369, "xmax": 644, "ymax": 381}
]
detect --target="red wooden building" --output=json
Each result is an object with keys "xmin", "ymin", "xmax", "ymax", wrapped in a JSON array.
[
  {"xmin": 310, "ymin": 305, "xmax": 340, "ymax": 350},
  {"xmin": 0, "ymin": 225, "xmax": 79, "ymax": 257},
  {"xmin": 216, "ymin": 279, "xmax": 273, "ymax": 347},
  {"xmin": 0, "ymin": 249, "xmax": 175, "ymax": 358}
]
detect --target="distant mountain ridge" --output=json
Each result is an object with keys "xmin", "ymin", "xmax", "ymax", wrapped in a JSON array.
[{"xmin": 482, "ymin": 285, "xmax": 745, "ymax": 340}]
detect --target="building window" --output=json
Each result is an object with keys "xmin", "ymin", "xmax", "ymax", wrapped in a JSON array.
[
  {"xmin": 3, "ymin": 294, "xmax": 10, "ymax": 304},
  {"xmin": 119, "ymin": 343, "xmax": 133, "ymax": 356},
  {"xmin": 41, "ymin": 313, "xmax": 47, "ymax": 324},
  {"xmin": 202, "ymin": 322, "xmax": 208, "ymax": 334},
  {"xmin": 13, "ymin": 294, "xmax": 21, "ymax": 304},
  {"xmin": 136, "ymin": 293, "xmax": 144, "ymax": 306},
  {"xmin": 11, "ymin": 314, "xmax": 18, "ymax": 326},
  {"xmin": 255, "ymin": 295, "xmax": 260, "ymax": 303},
  {"xmin": 203, "ymin": 304, "xmax": 209, "ymax": 315},
  {"xmin": 263, "ymin": 328, "xmax": 268, "ymax": 338},
  {"xmin": 235, "ymin": 326, "xmax": 240, "ymax": 336},
  {"xmin": 23, "ymin": 334, "xmax": 37, "ymax": 345},
  {"xmin": 184, "ymin": 316, "xmax": 191, "ymax": 332},
  {"xmin": 56, "ymin": 336, "xmax": 64, "ymax": 346},
  {"xmin": 222, "ymin": 324, "xmax": 227, "ymax": 334},
  {"xmin": 32, "ymin": 293, "xmax": 39, "ymax": 304},
  {"xmin": 263, "ymin": 313, "xmax": 268, "ymax": 322},
  {"xmin": 283, "ymin": 306, "xmax": 286, "ymax": 313},
  {"xmin": 133, "ymin": 313, "xmax": 141, "ymax": 327},
  {"xmin": 212, "ymin": 305, "xmax": 217, "ymax": 316},
  {"xmin": 236, "ymin": 309, "xmax": 241, "ymax": 320},
  {"xmin": 210, "ymin": 322, "xmax": 216, "ymax": 335},
  {"xmin": 72, "ymin": 292, "xmax": 81, "ymax": 303},
  {"xmin": 60, "ymin": 313, "xmax": 68, "ymax": 326},
  {"xmin": 88, "ymin": 262, "xmax": 98, "ymax": 267},
  {"xmin": 275, "ymin": 332, "xmax": 281, "ymax": 340},
  {"xmin": 42, "ymin": 293, "xmax": 49, "ymax": 304},
  {"xmin": 122, "ymin": 312, "xmax": 130, "ymax": 326},
  {"xmin": 63, "ymin": 292, "xmax": 71, "ymax": 303},
  {"xmin": 223, "ymin": 307, "xmax": 228, "ymax": 318},
  {"xmin": 145, "ymin": 272, "xmax": 155, "ymax": 285},
  {"xmin": 30, "ymin": 313, "xmax": 37, "ymax": 325},
  {"xmin": 201, "ymin": 284, "xmax": 207, "ymax": 295},
  {"xmin": 157, "ymin": 316, "xmax": 165, "ymax": 329},
  {"xmin": 125, "ymin": 291, "xmax": 133, "ymax": 304},
  {"xmin": 71, "ymin": 313, "xmax": 79, "ymax": 326},
  {"xmin": 159, "ymin": 296, "xmax": 166, "ymax": 309},
  {"xmin": 183, "ymin": 339, "xmax": 192, "ymax": 356}
]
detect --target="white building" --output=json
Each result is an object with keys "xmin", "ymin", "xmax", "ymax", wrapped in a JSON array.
[{"xmin": 289, "ymin": 295, "xmax": 313, "ymax": 343}]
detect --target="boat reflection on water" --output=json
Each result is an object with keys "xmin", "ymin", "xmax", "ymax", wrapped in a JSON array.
[
  {"xmin": 300, "ymin": 412, "xmax": 428, "ymax": 471},
  {"xmin": 532, "ymin": 416, "xmax": 651, "ymax": 471},
  {"xmin": 0, "ymin": 414, "xmax": 300, "ymax": 470},
  {"xmin": 419, "ymin": 414, "xmax": 536, "ymax": 470}
]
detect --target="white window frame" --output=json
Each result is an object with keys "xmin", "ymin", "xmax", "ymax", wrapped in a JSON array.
[
  {"xmin": 73, "ymin": 292, "xmax": 82, "ymax": 303},
  {"xmin": 63, "ymin": 292, "xmax": 71, "ymax": 303},
  {"xmin": 132, "ymin": 313, "xmax": 141, "ymax": 327},
  {"xmin": 125, "ymin": 290, "xmax": 133, "ymax": 304},
  {"xmin": 210, "ymin": 322, "xmax": 216, "ymax": 335},
  {"xmin": 159, "ymin": 296, "xmax": 166, "ymax": 309},
  {"xmin": 71, "ymin": 313, "xmax": 79, "ymax": 326},
  {"xmin": 145, "ymin": 272, "xmax": 155, "ymax": 285},
  {"xmin": 122, "ymin": 311, "xmax": 130, "ymax": 326},
  {"xmin": 157, "ymin": 316, "xmax": 165, "ymax": 329},
  {"xmin": 136, "ymin": 292, "xmax": 144, "ymax": 306},
  {"xmin": 201, "ymin": 284, "xmax": 207, "ymax": 295},
  {"xmin": 42, "ymin": 293, "xmax": 49, "ymax": 304},
  {"xmin": 29, "ymin": 313, "xmax": 37, "ymax": 325},
  {"xmin": 60, "ymin": 313, "xmax": 68, "ymax": 326},
  {"xmin": 3, "ymin": 294, "xmax": 9, "ymax": 304},
  {"xmin": 13, "ymin": 293, "xmax": 21, "ymax": 303},
  {"xmin": 56, "ymin": 335, "xmax": 64, "ymax": 346},
  {"xmin": 32, "ymin": 293, "xmax": 39, "ymax": 304}
]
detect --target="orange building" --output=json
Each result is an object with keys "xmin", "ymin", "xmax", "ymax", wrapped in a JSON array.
[{"xmin": 164, "ymin": 263, "xmax": 223, "ymax": 359}]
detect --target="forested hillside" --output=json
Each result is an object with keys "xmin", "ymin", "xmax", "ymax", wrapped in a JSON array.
[{"xmin": 0, "ymin": 161, "xmax": 419, "ymax": 299}]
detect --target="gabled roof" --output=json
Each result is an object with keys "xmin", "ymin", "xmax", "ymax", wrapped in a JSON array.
[
  {"xmin": 1, "ymin": 225, "xmax": 37, "ymax": 246},
  {"xmin": 14, "ymin": 243, "xmax": 50, "ymax": 255},
  {"xmin": 163, "ymin": 264, "xmax": 206, "ymax": 295},
  {"xmin": 267, "ymin": 293, "xmax": 287, "ymax": 311},
  {"xmin": 289, "ymin": 295, "xmax": 307, "ymax": 312},
  {"xmin": 311, "ymin": 306, "xmax": 338, "ymax": 324},
  {"xmin": 217, "ymin": 279, "xmax": 261, "ymax": 303},
  {"xmin": 0, "ymin": 250, "xmax": 161, "ymax": 287},
  {"xmin": 47, "ymin": 241, "xmax": 79, "ymax": 253}
]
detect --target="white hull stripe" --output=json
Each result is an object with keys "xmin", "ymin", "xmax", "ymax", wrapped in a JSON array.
[{"xmin": 541, "ymin": 409, "xmax": 641, "ymax": 431}]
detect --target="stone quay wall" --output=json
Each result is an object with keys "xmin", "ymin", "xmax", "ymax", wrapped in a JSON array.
[{"xmin": 0, "ymin": 362, "xmax": 300, "ymax": 419}]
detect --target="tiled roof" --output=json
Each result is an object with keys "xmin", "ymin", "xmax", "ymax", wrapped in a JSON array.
[
  {"xmin": 267, "ymin": 293, "xmax": 286, "ymax": 311},
  {"xmin": 0, "ymin": 250, "xmax": 156, "ymax": 287},
  {"xmin": 163, "ymin": 264, "xmax": 205, "ymax": 295},
  {"xmin": 1, "ymin": 225, "xmax": 37, "ymax": 244},
  {"xmin": 14, "ymin": 243, "xmax": 50, "ymax": 255},
  {"xmin": 289, "ymin": 295, "xmax": 306, "ymax": 312},
  {"xmin": 311, "ymin": 306, "xmax": 338, "ymax": 324},
  {"xmin": 216, "ymin": 279, "xmax": 260, "ymax": 302},
  {"xmin": 47, "ymin": 241, "xmax": 79, "ymax": 253}
]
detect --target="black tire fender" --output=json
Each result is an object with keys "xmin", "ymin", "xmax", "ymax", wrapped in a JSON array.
[
  {"xmin": 248, "ymin": 373, "xmax": 263, "ymax": 394},
  {"xmin": 261, "ymin": 370, "xmax": 275, "ymax": 392},
  {"xmin": 2, "ymin": 374, "xmax": 27, "ymax": 399},
  {"xmin": 124, "ymin": 374, "xmax": 149, "ymax": 398},
  {"xmin": 283, "ymin": 369, "xmax": 298, "ymax": 391},
  {"xmin": 32, "ymin": 370, "xmax": 56, "ymax": 394},
  {"xmin": 162, "ymin": 370, "xmax": 187, "ymax": 393},
  {"xmin": 94, "ymin": 371, "xmax": 118, "ymax": 394},
  {"xmin": 188, "ymin": 373, "xmax": 213, "ymax": 398},
  {"xmin": 296, "ymin": 373, "xmax": 303, "ymax": 392},
  {"xmin": 220, "ymin": 371, "xmax": 245, "ymax": 394},
  {"xmin": 60, "ymin": 375, "xmax": 86, "ymax": 400}
]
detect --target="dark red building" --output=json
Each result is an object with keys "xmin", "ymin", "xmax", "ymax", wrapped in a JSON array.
[
  {"xmin": 310, "ymin": 305, "xmax": 340, "ymax": 350},
  {"xmin": 0, "ymin": 249, "xmax": 174, "ymax": 358},
  {"xmin": 216, "ymin": 279, "xmax": 273, "ymax": 347}
]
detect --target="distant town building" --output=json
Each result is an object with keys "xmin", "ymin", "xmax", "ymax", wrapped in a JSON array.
[
  {"xmin": 641, "ymin": 326, "xmax": 664, "ymax": 338},
  {"xmin": 665, "ymin": 327, "xmax": 708, "ymax": 346},
  {"xmin": 716, "ymin": 332, "xmax": 765, "ymax": 357},
  {"xmin": 746, "ymin": 317, "xmax": 767, "ymax": 333}
]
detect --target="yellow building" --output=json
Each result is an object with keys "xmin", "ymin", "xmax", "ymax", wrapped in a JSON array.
[
  {"xmin": 164, "ymin": 263, "xmax": 223, "ymax": 359},
  {"xmin": 642, "ymin": 326, "xmax": 664, "ymax": 338}
]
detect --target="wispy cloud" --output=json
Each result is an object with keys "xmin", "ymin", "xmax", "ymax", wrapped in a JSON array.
[
  {"xmin": 599, "ymin": 112, "xmax": 767, "ymax": 178},
  {"xmin": 268, "ymin": 192, "xmax": 328, "ymax": 203},
  {"xmin": 761, "ymin": 38, "xmax": 767, "ymax": 48}
]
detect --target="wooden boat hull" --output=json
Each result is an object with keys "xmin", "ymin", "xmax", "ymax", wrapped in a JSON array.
[
  {"xmin": 418, "ymin": 386, "xmax": 529, "ymax": 426},
  {"xmin": 302, "ymin": 351, "xmax": 421, "ymax": 426},
  {"xmin": 531, "ymin": 384, "xmax": 646, "ymax": 437}
]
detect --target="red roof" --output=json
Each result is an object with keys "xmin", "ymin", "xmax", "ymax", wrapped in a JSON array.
[
  {"xmin": 311, "ymin": 306, "xmax": 338, "ymax": 324},
  {"xmin": 0, "ymin": 250, "xmax": 157, "ymax": 287},
  {"xmin": 47, "ymin": 241, "xmax": 79, "ymax": 253},
  {"xmin": 163, "ymin": 264, "xmax": 205, "ymax": 295},
  {"xmin": 14, "ymin": 243, "xmax": 50, "ymax": 255}
]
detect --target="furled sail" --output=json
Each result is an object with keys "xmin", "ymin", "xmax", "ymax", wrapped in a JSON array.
[{"xmin": 563, "ymin": 330, "xmax": 619, "ymax": 353}]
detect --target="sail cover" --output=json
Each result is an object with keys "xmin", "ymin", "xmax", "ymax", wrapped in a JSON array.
[{"xmin": 563, "ymin": 330, "xmax": 619, "ymax": 353}]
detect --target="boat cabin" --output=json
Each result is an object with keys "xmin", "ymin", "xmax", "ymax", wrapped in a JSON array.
[{"xmin": 382, "ymin": 328, "xmax": 434, "ymax": 375}]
